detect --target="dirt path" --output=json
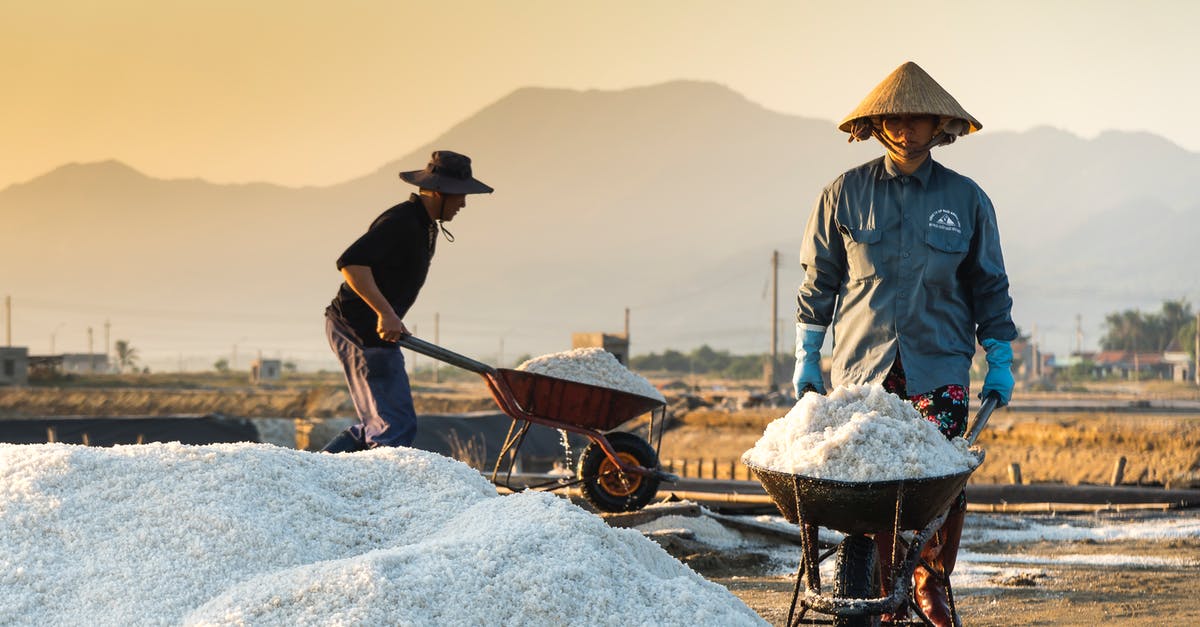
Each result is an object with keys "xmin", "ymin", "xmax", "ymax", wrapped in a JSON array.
[
  {"xmin": 681, "ymin": 520, "xmax": 1200, "ymax": 625},
  {"xmin": 719, "ymin": 561, "xmax": 1200, "ymax": 626}
]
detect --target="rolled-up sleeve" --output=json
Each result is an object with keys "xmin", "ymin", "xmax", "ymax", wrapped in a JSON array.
[
  {"xmin": 964, "ymin": 189, "xmax": 1017, "ymax": 343},
  {"xmin": 797, "ymin": 186, "xmax": 845, "ymax": 329}
]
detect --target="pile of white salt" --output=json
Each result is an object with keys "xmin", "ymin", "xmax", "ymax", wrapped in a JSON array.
[
  {"xmin": 517, "ymin": 347, "xmax": 664, "ymax": 402},
  {"xmin": 0, "ymin": 443, "xmax": 764, "ymax": 626},
  {"xmin": 742, "ymin": 384, "xmax": 979, "ymax": 481}
]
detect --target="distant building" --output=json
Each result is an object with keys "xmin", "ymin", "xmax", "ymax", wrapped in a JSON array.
[
  {"xmin": 571, "ymin": 332, "xmax": 629, "ymax": 366},
  {"xmin": 0, "ymin": 347, "xmax": 29, "ymax": 385},
  {"xmin": 1091, "ymin": 350, "xmax": 1172, "ymax": 380},
  {"xmin": 251, "ymin": 358, "xmax": 282, "ymax": 384},
  {"xmin": 58, "ymin": 353, "xmax": 111, "ymax": 374},
  {"xmin": 1163, "ymin": 339, "xmax": 1193, "ymax": 382}
]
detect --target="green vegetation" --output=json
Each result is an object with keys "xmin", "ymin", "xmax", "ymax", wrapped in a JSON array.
[
  {"xmin": 631, "ymin": 345, "xmax": 789, "ymax": 380},
  {"xmin": 113, "ymin": 340, "xmax": 140, "ymax": 373},
  {"xmin": 1101, "ymin": 299, "xmax": 1196, "ymax": 357}
]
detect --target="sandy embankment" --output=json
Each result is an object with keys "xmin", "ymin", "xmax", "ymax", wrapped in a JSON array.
[{"xmin": 660, "ymin": 407, "xmax": 1200, "ymax": 488}]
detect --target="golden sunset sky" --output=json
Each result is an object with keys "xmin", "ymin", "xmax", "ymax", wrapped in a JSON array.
[{"xmin": 4, "ymin": 0, "xmax": 1197, "ymax": 191}]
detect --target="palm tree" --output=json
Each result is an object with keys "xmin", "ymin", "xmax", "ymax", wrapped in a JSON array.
[
  {"xmin": 1101, "ymin": 310, "xmax": 1142, "ymax": 352},
  {"xmin": 114, "ymin": 340, "xmax": 139, "ymax": 374},
  {"xmin": 1156, "ymin": 299, "xmax": 1193, "ymax": 351}
]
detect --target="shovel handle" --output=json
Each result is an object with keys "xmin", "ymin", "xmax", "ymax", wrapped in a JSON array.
[
  {"xmin": 964, "ymin": 393, "xmax": 1001, "ymax": 446},
  {"xmin": 395, "ymin": 335, "xmax": 496, "ymax": 376}
]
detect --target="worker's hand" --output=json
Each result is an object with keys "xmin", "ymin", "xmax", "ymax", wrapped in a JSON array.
[
  {"xmin": 792, "ymin": 324, "xmax": 827, "ymax": 398},
  {"xmin": 376, "ymin": 312, "xmax": 409, "ymax": 342},
  {"xmin": 980, "ymin": 338, "xmax": 1014, "ymax": 406}
]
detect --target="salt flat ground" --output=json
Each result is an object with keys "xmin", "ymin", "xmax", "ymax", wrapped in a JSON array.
[{"xmin": 657, "ymin": 508, "xmax": 1200, "ymax": 626}]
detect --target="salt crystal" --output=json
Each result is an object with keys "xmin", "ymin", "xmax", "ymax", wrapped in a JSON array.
[
  {"xmin": 517, "ymin": 347, "xmax": 664, "ymax": 402},
  {"xmin": 742, "ymin": 384, "xmax": 979, "ymax": 481},
  {"xmin": 0, "ymin": 442, "xmax": 763, "ymax": 626}
]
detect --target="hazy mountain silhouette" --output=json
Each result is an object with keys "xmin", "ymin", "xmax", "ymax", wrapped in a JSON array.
[{"xmin": 3, "ymin": 81, "xmax": 1197, "ymax": 367}]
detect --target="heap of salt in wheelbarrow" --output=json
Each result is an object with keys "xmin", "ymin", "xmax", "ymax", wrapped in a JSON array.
[{"xmin": 743, "ymin": 383, "xmax": 980, "ymax": 481}]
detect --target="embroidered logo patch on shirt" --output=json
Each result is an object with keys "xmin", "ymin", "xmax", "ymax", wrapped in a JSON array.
[{"xmin": 928, "ymin": 209, "xmax": 962, "ymax": 234}]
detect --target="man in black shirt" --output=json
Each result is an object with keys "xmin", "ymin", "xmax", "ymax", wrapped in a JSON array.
[{"xmin": 321, "ymin": 151, "xmax": 493, "ymax": 452}]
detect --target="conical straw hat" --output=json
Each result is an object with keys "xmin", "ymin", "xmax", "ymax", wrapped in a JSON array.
[{"xmin": 838, "ymin": 61, "xmax": 981, "ymax": 136}]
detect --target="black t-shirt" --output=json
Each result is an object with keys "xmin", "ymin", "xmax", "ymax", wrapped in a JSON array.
[{"xmin": 326, "ymin": 194, "xmax": 437, "ymax": 347}]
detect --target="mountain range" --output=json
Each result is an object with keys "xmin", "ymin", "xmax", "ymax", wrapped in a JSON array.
[{"xmin": 3, "ymin": 80, "xmax": 1198, "ymax": 370}]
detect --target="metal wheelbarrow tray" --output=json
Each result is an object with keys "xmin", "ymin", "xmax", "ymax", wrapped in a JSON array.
[
  {"xmin": 398, "ymin": 335, "xmax": 675, "ymax": 512},
  {"xmin": 744, "ymin": 395, "xmax": 999, "ymax": 627}
]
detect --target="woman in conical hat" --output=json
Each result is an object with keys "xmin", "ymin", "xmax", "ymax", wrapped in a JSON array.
[
  {"xmin": 791, "ymin": 62, "xmax": 1016, "ymax": 627},
  {"xmin": 841, "ymin": 61, "xmax": 983, "ymax": 169}
]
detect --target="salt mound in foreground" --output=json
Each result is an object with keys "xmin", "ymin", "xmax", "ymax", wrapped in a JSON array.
[
  {"xmin": 742, "ymin": 384, "xmax": 979, "ymax": 481},
  {"xmin": 185, "ymin": 491, "xmax": 763, "ymax": 626},
  {"xmin": 517, "ymin": 347, "xmax": 665, "ymax": 402},
  {"xmin": 0, "ymin": 443, "xmax": 764, "ymax": 627}
]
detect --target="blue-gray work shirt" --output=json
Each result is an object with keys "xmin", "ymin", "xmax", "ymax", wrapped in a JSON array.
[{"xmin": 797, "ymin": 155, "xmax": 1017, "ymax": 395}]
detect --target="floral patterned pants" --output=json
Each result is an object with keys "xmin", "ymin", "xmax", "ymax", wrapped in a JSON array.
[
  {"xmin": 882, "ymin": 354, "xmax": 969, "ymax": 511},
  {"xmin": 881, "ymin": 355, "xmax": 968, "ymax": 439}
]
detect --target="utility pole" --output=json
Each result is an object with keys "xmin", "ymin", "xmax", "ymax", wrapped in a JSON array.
[
  {"xmin": 4, "ymin": 295, "xmax": 10, "ymax": 347},
  {"xmin": 104, "ymin": 320, "xmax": 111, "ymax": 370},
  {"xmin": 769, "ymin": 250, "xmax": 780, "ymax": 389},
  {"xmin": 88, "ymin": 327, "xmax": 95, "ymax": 373},
  {"xmin": 1132, "ymin": 325, "xmax": 1140, "ymax": 382},
  {"xmin": 1075, "ymin": 314, "xmax": 1083, "ymax": 356},
  {"xmin": 624, "ymin": 307, "xmax": 630, "ymax": 338},
  {"xmin": 1031, "ymin": 322, "xmax": 1040, "ymax": 379}
]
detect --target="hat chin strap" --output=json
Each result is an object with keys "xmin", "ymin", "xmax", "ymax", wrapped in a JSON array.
[{"xmin": 434, "ymin": 194, "xmax": 455, "ymax": 243}]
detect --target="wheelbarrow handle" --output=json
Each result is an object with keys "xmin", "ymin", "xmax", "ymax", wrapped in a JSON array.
[
  {"xmin": 964, "ymin": 393, "xmax": 1001, "ymax": 446},
  {"xmin": 395, "ymin": 335, "xmax": 496, "ymax": 376}
]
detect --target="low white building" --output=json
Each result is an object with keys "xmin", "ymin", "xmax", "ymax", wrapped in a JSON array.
[{"xmin": 59, "ymin": 353, "xmax": 112, "ymax": 374}]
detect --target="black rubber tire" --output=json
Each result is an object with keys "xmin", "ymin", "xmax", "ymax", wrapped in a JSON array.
[
  {"xmin": 577, "ymin": 431, "xmax": 661, "ymax": 513},
  {"xmin": 833, "ymin": 534, "xmax": 882, "ymax": 627}
]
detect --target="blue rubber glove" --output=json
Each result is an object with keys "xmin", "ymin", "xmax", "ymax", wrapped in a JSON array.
[
  {"xmin": 980, "ymin": 338, "xmax": 1014, "ymax": 406},
  {"xmin": 792, "ymin": 324, "xmax": 827, "ymax": 397}
]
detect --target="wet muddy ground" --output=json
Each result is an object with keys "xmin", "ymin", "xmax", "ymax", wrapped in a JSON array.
[{"xmin": 654, "ymin": 512, "xmax": 1200, "ymax": 626}]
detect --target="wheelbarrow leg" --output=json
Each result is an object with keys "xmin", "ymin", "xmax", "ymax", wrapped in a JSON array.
[
  {"xmin": 787, "ymin": 477, "xmax": 821, "ymax": 627},
  {"xmin": 876, "ymin": 486, "xmax": 909, "ymax": 622},
  {"xmin": 785, "ymin": 521, "xmax": 820, "ymax": 627},
  {"xmin": 491, "ymin": 419, "xmax": 531, "ymax": 488}
]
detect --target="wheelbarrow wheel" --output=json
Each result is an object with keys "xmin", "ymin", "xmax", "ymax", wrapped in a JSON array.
[
  {"xmin": 833, "ymin": 534, "xmax": 881, "ymax": 627},
  {"xmin": 577, "ymin": 431, "xmax": 661, "ymax": 513}
]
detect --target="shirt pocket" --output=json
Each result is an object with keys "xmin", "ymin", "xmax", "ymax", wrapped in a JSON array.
[
  {"xmin": 923, "ymin": 229, "xmax": 969, "ymax": 289},
  {"xmin": 838, "ymin": 225, "xmax": 883, "ymax": 282}
]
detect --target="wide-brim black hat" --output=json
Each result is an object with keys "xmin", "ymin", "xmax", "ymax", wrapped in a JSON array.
[{"xmin": 399, "ymin": 150, "xmax": 494, "ymax": 194}]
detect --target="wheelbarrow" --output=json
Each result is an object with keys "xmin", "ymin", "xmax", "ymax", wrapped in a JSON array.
[
  {"xmin": 397, "ymin": 335, "xmax": 676, "ymax": 512},
  {"xmin": 743, "ymin": 394, "xmax": 1000, "ymax": 627}
]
